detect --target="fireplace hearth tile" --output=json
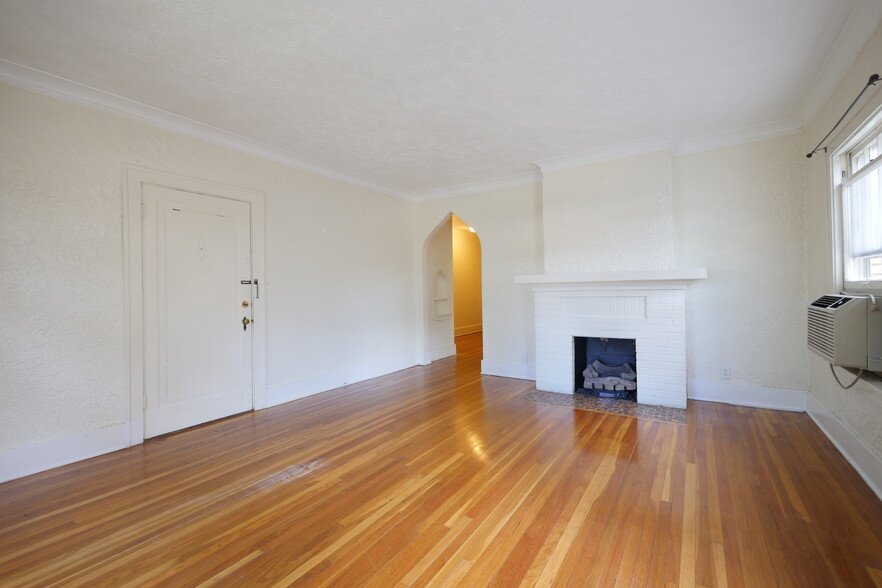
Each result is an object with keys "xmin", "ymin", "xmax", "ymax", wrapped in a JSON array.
[{"xmin": 523, "ymin": 390, "xmax": 687, "ymax": 424}]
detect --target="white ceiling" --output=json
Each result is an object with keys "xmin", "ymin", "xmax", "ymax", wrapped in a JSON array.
[{"xmin": 1, "ymin": 0, "xmax": 880, "ymax": 199}]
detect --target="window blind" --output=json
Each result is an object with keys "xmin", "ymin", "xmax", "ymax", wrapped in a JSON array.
[{"xmin": 844, "ymin": 159, "xmax": 882, "ymax": 259}]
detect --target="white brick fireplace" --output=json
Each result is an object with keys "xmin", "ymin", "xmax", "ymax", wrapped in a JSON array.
[{"xmin": 516, "ymin": 269, "xmax": 707, "ymax": 409}]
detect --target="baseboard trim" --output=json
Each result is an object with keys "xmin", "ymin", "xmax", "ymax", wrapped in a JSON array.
[
  {"xmin": 454, "ymin": 324, "xmax": 482, "ymax": 337},
  {"xmin": 266, "ymin": 353, "xmax": 419, "ymax": 408},
  {"xmin": 0, "ymin": 423, "xmax": 130, "ymax": 483},
  {"xmin": 806, "ymin": 394, "xmax": 882, "ymax": 502},
  {"xmin": 481, "ymin": 359, "xmax": 536, "ymax": 381},
  {"xmin": 688, "ymin": 380, "xmax": 807, "ymax": 412}
]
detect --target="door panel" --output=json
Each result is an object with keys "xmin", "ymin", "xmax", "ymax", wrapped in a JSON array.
[{"xmin": 143, "ymin": 184, "xmax": 253, "ymax": 438}]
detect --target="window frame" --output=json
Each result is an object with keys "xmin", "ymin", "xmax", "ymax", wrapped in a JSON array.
[{"xmin": 831, "ymin": 106, "xmax": 882, "ymax": 296}]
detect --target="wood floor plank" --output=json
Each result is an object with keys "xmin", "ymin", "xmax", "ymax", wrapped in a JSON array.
[
  {"xmin": 678, "ymin": 462, "xmax": 698, "ymax": 588},
  {"xmin": 2, "ymin": 333, "xmax": 882, "ymax": 586}
]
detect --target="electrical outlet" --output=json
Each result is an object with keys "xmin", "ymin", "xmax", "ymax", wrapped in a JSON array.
[
  {"xmin": 521, "ymin": 352, "xmax": 529, "ymax": 363},
  {"xmin": 720, "ymin": 366, "xmax": 731, "ymax": 379}
]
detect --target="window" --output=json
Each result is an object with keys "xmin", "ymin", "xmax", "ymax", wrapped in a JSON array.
[{"xmin": 836, "ymin": 120, "xmax": 882, "ymax": 292}]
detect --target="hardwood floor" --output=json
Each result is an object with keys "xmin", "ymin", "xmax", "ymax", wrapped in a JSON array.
[{"xmin": 2, "ymin": 332, "xmax": 882, "ymax": 586}]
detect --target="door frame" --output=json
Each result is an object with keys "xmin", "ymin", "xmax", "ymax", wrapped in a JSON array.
[{"xmin": 124, "ymin": 166, "xmax": 267, "ymax": 445}]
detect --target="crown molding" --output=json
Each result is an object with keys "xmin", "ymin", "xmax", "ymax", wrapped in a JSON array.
[
  {"xmin": 674, "ymin": 117, "xmax": 804, "ymax": 156},
  {"xmin": 3, "ymin": 26, "xmax": 861, "ymax": 204},
  {"xmin": 0, "ymin": 59, "xmax": 414, "ymax": 200},
  {"xmin": 414, "ymin": 170, "xmax": 541, "ymax": 201},
  {"xmin": 533, "ymin": 117, "xmax": 805, "ymax": 175},
  {"xmin": 534, "ymin": 133, "xmax": 675, "ymax": 173},
  {"xmin": 796, "ymin": 0, "xmax": 882, "ymax": 126}
]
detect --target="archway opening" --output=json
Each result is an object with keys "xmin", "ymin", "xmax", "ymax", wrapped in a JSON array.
[
  {"xmin": 422, "ymin": 213, "xmax": 483, "ymax": 363},
  {"xmin": 451, "ymin": 215, "xmax": 482, "ymax": 339}
]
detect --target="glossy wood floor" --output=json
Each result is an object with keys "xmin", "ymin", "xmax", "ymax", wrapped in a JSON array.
[{"xmin": 2, "ymin": 334, "xmax": 882, "ymax": 587}]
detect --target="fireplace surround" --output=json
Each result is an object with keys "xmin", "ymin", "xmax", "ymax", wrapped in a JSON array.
[{"xmin": 516, "ymin": 269, "xmax": 707, "ymax": 409}]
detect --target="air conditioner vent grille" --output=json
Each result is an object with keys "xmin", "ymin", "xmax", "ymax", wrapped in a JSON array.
[
  {"xmin": 807, "ymin": 308, "xmax": 835, "ymax": 360},
  {"xmin": 811, "ymin": 295, "xmax": 846, "ymax": 308}
]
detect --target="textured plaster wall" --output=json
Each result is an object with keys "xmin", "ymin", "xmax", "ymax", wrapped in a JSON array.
[
  {"xmin": 452, "ymin": 215, "xmax": 482, "ymax": 336},
  {"xmin": 802, "ymin": 22, "xmax": 882, "ymax": 458},
  {"xmin": 542, "ymin": 150, "xmax": 676, "ymax": 272},
  {"xmin": 417, "ymin": 183, "xmax": 543, "ymax": 371},
  {"xmin": 0, "ymin": 88, "xmax": 126, "ymax": 448},
  {"xmin": 674, "ymin": 135, "xmax": 808, "ymax": 391},
  {"xmin": 0, "ymin": 83, "xmax": 416, "ymax": 451},
  {"xmin": 265, "ymin": 170, "xmax": 415, "ymax": 383}
]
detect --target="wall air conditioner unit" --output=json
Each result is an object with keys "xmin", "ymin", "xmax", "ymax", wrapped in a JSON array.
[{"xmin": 807, "ymin": 294, "xmax": 882, "ymax": 371}]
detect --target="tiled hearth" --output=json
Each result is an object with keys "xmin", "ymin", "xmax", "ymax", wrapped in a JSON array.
[
  {"xmin": 516, "ymin": 270, "xmax": 707, "ymax": 409},
  {"xmin": 523, "ymin": 390, "xmax": 687, "ymax": 424}
]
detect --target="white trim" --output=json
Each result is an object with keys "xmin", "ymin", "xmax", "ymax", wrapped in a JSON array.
[
  {"xmin": 0, "ymin": 59, "xmax": 410, "ymax": 201},
  {"xmin": 830, "ymin": 104, "xmax": 882, "ymax": 296},
  {"xmin": 266, "ymin": 353, "xmax": 419, "ymax": 408},
  {"xmin": 796, "ymin": 0, "xmax": 882, "ymax": 126},
  {"xmin": 688, "ymin": 380, "xmax": 808, "ymax": 412},
  {"xmin": 516, "ymin": 268, "xmax": 708, "ymax": 286},
  {"xmin": 415, "ymin": 171, "xmax": 540, "ymax": 201},
  {"xmin": 535, "ymin": 134, "xmax": 675, "ymax": 173},
  {"xmin": 0, "ymin": 57, "xmax": 843, "ymax": 202},
  {"xmin": 481, "ymin": 359, "xmax": 536, "ymax": 381},
  {"xmin": 124, "ymin": 166, "xmax": 268, "ymax": 445},
  {"xmin": 674, "ymin": 119, "xmax": 803, "ymax": 156},
  {"xmin": 0, "ymin": 424, "xmax": 129, "ymax": 483},
  {"xmin": 533, "ymin": 121, "xmax": 805, "ymax": 174},
  {"xmin": 806, "ymin": 393, "xmax": 882, "ymax": 502},
  {"xmin": 454, "ymin": 324, "xmax": 483, "ymax": 337}
]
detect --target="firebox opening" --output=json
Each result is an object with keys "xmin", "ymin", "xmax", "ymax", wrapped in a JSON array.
[{"xmin": 573, "ymin": 336, "xmax": 637, "ymax": 402}]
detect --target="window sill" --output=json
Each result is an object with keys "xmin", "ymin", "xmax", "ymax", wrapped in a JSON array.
[{"xmin": 841, "ymin": 286, "xmax": 882, "ymax": 296}]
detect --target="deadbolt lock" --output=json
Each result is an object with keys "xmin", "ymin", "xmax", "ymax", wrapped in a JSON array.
[{"xmin": 242, "ymin": 301, "xmax": 249, "ymax": 308}]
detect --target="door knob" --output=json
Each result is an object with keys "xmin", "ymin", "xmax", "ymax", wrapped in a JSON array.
[{"xmin": 242, "ymin": 316, "xmax": 251, "ymax": 331}]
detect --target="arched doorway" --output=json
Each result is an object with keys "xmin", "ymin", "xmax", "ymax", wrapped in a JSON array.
[{"xmin": 421, "ymin": 213, "xmax": 482, "ymax": 363}]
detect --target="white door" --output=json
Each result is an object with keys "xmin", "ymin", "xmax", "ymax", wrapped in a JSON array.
[{"xmin": 142, "ymin": 184, "xmax": 253, "ymax": 438}]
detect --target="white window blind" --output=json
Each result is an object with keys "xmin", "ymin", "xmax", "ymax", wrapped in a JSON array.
[{"xmin": 843, "ymin": 161, "xmax": 882, "ymax": 259}]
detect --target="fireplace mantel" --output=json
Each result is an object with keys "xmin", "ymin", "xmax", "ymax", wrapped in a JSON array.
[
  {"xmin": 519, "ymin": 268, "xmax": 707, "ymax": 409},
  {"xmin": 516, "ymin": 268, "xmax": 707, "ymax": 288}
]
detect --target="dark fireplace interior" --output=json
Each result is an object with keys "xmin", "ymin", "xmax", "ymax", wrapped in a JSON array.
[{"xmin": 574, "ymin": 336, "xmax": 637, "ymax": 401}]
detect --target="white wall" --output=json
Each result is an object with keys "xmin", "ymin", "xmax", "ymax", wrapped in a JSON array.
[
  {"xmin": 674, "ymin": 135, "xmax": 808, "ymax": 393},
  {"xmin": 803, "ymin": 21, "xmax": 882, "ymax": 460},
  {"xmin": 542, "ymin": 150, "xmax": 676, "ymax": 272},
  {"xmin": 417, "ymin": 183, "xmax": 543, "ymax": 379},
  {"xmin": 0, "ymin": 83, "xmax": 417, "ymax": 457}
]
